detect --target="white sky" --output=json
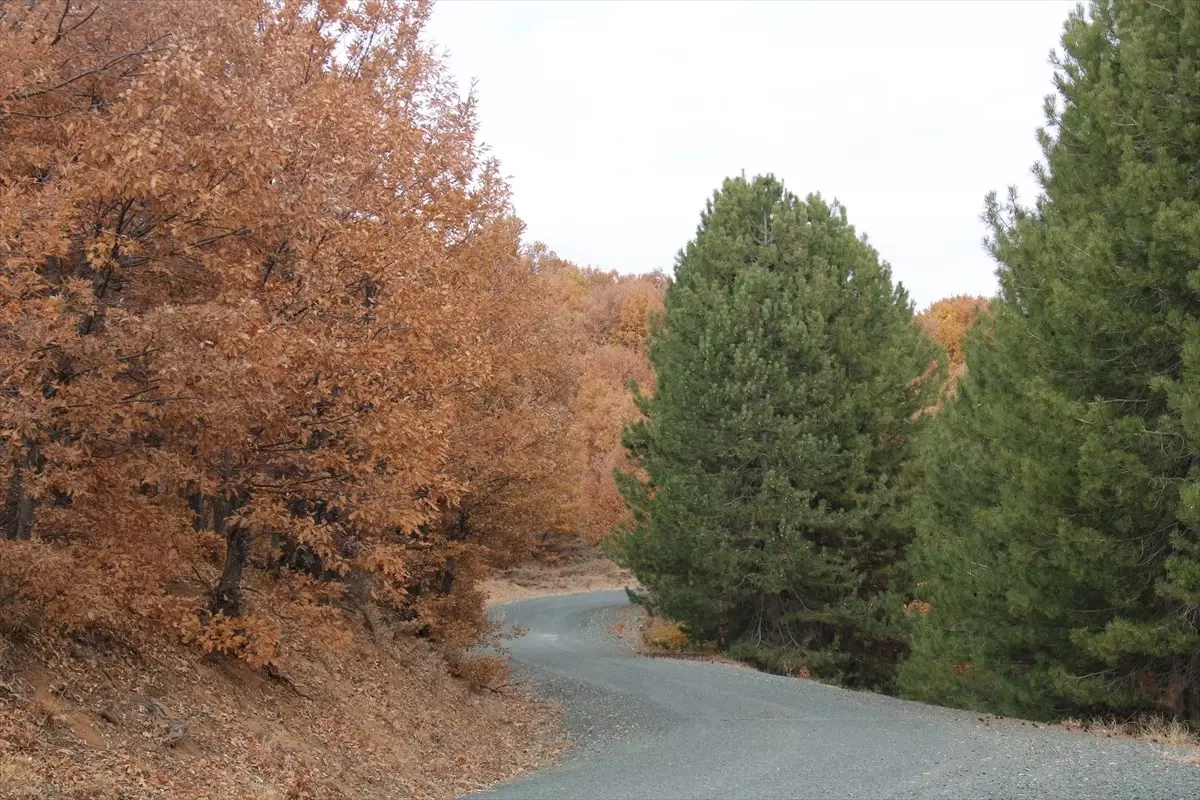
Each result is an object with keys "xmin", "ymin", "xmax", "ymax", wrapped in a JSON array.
[{"xmin": 426, "ymin": 0, "xmax": 1078, "ymax": 309}]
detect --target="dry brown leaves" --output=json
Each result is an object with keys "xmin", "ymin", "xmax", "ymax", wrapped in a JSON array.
[{"xmin": 0, "ymin": 617, "xmax": 566, "ymax": 800}]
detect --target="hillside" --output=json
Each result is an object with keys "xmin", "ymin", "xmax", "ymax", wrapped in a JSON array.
[{"xmin": 1, "ymin": 616, "xmax": 563, "ymax": 799}]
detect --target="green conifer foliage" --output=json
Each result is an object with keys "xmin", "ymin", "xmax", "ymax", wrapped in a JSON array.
[
  {"xmin": 902, "ymin": 0, "xmax": 1200, "ymax": 721},
  {"xmin": 612, "ymin": 175, "xmax": 938, "ymax": 689}
]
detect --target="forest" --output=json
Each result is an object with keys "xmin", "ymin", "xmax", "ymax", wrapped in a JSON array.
[
  {"xmin": 0, "ymin": 1, "xmax": 661, "ymax": 793},
  {"xmin": 613, "ymin": 0, "xmax": 1200, "ymax": 727},
  {"xmin": 1, "ymin": 0, "xmax": 1198, "ymax": 796},
  {"xmin": 0, "ymin": 0, "xmax": 664, "ymax": 663}
]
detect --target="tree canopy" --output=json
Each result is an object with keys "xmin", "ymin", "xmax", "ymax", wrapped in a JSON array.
[
  {"xmin": 613, "ymin": 175, "xmax": 939, "ymax": 688},
  {"xmin": 901, "ymin": 0, "xmax": 1200, "ymax": 722}
]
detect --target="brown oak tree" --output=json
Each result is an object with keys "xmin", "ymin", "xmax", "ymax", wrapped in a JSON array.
[{"xmin": 0, "ymin": 0, "xmax": 563, "ymax": 666}]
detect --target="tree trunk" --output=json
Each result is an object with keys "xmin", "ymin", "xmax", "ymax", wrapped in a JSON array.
[
  {"xmin": 450, "ymin": 509, "xmax": 469, "ymax": 541},
  {"xmin": 1186, "ymin": 645, "xmax": 1200, "ymax": 724},
  {"xmin": 764, "ymin": 593, "xmax": 781, "ymax": 639},
  {"xmin": 1, "ymin": 445, "xmax": 39, "ymax": 541},
  {"xmin": 211, "ymin": 494, "xmax": 249, "ymax": 617},
  {"xmin": 438, "ymin": 556, "xmax": 457, "ymax": 596},
  {"xmin": 186, "ymin": 487, "xmax": 209, "ymax": 532}
]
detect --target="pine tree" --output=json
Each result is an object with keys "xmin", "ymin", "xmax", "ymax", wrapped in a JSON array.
[
  {"xmin": 612, "ymin": 175, "xmax": 938, "ymax": 689},
  {"xmin": 902, "ymin": 0, "xmax": 1200, "ymax": 721}
]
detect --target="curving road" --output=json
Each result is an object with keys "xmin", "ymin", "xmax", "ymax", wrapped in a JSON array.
[{"xmin": 467, "ymin": 590, "xmax": 1200, "ymax": 800}]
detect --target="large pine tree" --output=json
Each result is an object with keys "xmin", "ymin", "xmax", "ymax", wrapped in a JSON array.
[
  {"xmin": 612, "ymin": 175, "xmax": 938, "ymax": 689},
  {"xmin": 902, "ymin": 0, "xmax": 1200, "ymax": 721}
]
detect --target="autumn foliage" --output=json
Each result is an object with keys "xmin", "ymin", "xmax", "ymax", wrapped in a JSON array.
[
  {"xmin": 526, "ymin": 247, "xmax": 664, "ymax": 545},
  {"xmin": 915, "ymin": 295, "xmax": 990, "ymax": 400},
  {"xmin": 0, "ymin": 0, "xmax": 597, "ymax": 672},
  {"xmin": 916, "ymin": 296, "xmax": 990, "ymax": 367}
]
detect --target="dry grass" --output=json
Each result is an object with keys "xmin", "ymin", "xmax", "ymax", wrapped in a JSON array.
[
  {"xmin": 639, "ymin": 617, "xmax": 748, "ymax": 666},
  {"xmin": 0, "ymin": 613, "xmax": 566, "ymax": 799},
  {"xmin": 1059, "ymin": 715, "xmax": 1200, "ymax": 765},
  {"xmin": 606, "ymin": 607, "xmax": 756, "ymax": 672},
  {"xmin": 642, "ymin": 617, "xmax": 690, "ymax": 650},
  {"xmin": 1136, "ymin": 716, "xmax": 1200, "ymax": 750}
]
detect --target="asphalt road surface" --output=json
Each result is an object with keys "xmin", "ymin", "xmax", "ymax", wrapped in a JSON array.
[{"xmin": 466, "ymin": 590, "xmax": 1200, "ymax": 800}]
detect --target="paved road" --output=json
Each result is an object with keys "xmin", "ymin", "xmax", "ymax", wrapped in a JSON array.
[{"xmin": 467, "ymin": 590, "xmax": 1200, "ymax": 800}]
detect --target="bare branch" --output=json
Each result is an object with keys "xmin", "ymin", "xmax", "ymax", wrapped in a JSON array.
[
  {"xmin": 48, "ymin": 0, "xmax": 72, "ymax": 47},
  {"xmin": 4, "ymin": 36, "xmax": 171, "ymax": 104},
  {"xmin": 58, "ymin": 2, "xmax": 99, "ymax": 42}
]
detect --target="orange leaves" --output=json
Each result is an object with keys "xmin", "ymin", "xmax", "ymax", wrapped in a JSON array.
[
  {"xmin": 643, "ymin": 617, "xmax": 690, "ymax": 650},
  {"xmin": 615, "ymin": 279, "xmax": 665, "ymax": 352},
  {"xmin": 0, "ymin": 0, "xmax": 661, "ymax": 681},
  {"xmin": 0, "ymin": 0, "xmax": 550, "ymax": 666},
  {"xmin": 428, "ymin": 243, "xmax": 587, "ymax": 603},
  {"xmin": 917, "ymin": 295, "xmax": 991, "ymax": 369},
  {"xmin": 524, "ymin": 254, "xmax": 666, "ymax": 546},
  {"xmin": 902, "ymin": 599, "xmax": 932, "ymax": 616},
  {"xmin": 915, "ymin": 295, "xmax": 991, "ymax": 409},
  {"xmin": 179, "ymin": 611, "xmax": 281, "ymax": 670}
]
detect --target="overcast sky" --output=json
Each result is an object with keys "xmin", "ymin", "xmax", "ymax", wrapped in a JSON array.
[{"xmin": 425, "ymin": 0, "xmax": 1078, "ymax": 308}]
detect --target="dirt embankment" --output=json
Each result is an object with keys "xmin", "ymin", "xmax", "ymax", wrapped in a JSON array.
[
  {"xmin": 0, "ymin": 540, "xmax": 640, "ymax": 799},
  {"xmin": 0, "ymin": 615, "xmax": 565, "ymax": 799},
  {"xmin": 480, "ymin": 540, "xmax": 637, "ymax": 606}
]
